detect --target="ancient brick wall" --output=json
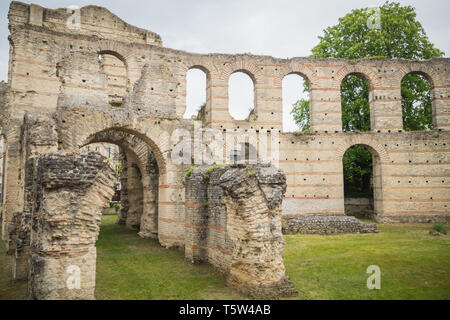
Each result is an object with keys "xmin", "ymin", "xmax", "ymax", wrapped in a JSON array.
[
  {"xmin": 2, "ymin": 3, "xmax": 448, "ymax": 234},
  {"xmin": 283, "ymin": 215, "xmax": 378, "ymax": 235},
  {"xmin": 280, "ymin": 132, "xmax": 450, "ymax": 223},
  {"xmin": 28, "ymin": 152, "xmax": 116, "ymax": 300},
  {"xmin": 0, "ymin": 2, "xmax": 449, "ymax": 299},
  {"xmin": 185, "ymin": 164, "xmax": 297, "ymax": 298}
]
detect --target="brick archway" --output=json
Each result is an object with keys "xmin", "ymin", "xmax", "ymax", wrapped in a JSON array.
[
  {"xmin": 84, "ymin": 129, "xmax": 160, "ymax": 237},
  {"xmin": 58, "ymin": 109, "xmax": 171, "ymax": 174},
  {"xmin": 58, "ymin": 109, "xmax": 185, "ymax": 248},
  {"xmin": 335, "ymin": 135, "xmax": 389, "ymax": 218}
]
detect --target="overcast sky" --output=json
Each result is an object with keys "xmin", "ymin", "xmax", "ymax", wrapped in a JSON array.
[{"xmin": 0, "ymin": 0, "xmax": 448, "ymax": 131}]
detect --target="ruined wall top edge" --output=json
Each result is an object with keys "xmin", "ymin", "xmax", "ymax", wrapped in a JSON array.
[
  {"xmin": 9, "ymin": 1, "xmax": 163, "ymax": 47},
  {"xmin": 9, "ymin": 2, "xmax": 450, "ymax": 66}
]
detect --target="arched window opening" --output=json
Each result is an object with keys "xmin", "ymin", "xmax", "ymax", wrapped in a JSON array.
[
  {"xmin": 184, "ymin": 68, "xmax": 207, "ymax": 119},
  {"xmin": 401, "ymin": 73, "xmax": 433, "ymax": 131},
  {"xmin": 343, "ymin": 145, "xmax": 375, "ymax": 219},
  {"xmin": 98, "ymin": 53, "xmax": 127, "ymax": 108},
  {"xmin": 229, "ymin": 71, "xmax": 255, "ymax": 120},
  {"xmin": 341, "ymin": 74, "xmax": 371, "ymax": 132},
  {"xmin": 283, "ymin": 74, "xmax": 310, "ymax": 133}
]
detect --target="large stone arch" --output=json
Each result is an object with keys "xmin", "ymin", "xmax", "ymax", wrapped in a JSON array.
[
  {"xmin": 394, "ymin": 63, "xmax": 442, "ymax": 88},
  {"xmin": 84, "ymin": 129, "xmax": 160, "ymax": 237},
  {"xmin": 334, "ymin": 64, "xmax": 381, "ymax": 90},
  {"xmin": 58, "ymin": 109, "xmax": 170, "ymax": 174},
  {"xmin": 395, "ymin": 63, "xmax": 445, "ymax": 130},
  {"xmin": 275, "ymin": 62, "xmax": 319, "ymax": 87},
  {"xmin": 218, "ymin": 59, "xmax": 263, "ymax": 83},
  {"xmin": 94, "ymin": 40, "xmax": 133, "ymax": 70},
  {"xmin": 84, "ymin": 129, "xmax": 150, "ymax": 173},
  {"xmin": 334, "ymin": 135, "xmax": 390, "ymax": 163},
  {"xmin": 58, "ymin": 109, "xmax": 185, "ymax": 248},
  {"xmin": 334, "ymin": 65, "xmax": 381, "ymax": 132}
]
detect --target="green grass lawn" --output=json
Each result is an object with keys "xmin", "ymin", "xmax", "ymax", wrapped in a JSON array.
[
  {"xmin": 94, "ymin": 216, "xmax": 243, "ymax": 300},
  {"xmin": 284, "ymin": 224, "xmax": 450, "ymax": 300},
  {"xmin": 0, "ymin": 243, "xmax": 27, "ymax": 300},
  {"xmin": 0, "ymin": 216, "xmax": 449, "ymax": 300}
]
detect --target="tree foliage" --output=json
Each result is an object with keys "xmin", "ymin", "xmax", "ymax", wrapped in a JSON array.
[
  {"xmin": 343, "ymin": 145, "xmax": 373, "ymax": 197},
  {"xmin": 291, "ymin": 82, "xmax": 311, "ymax": 133},
  {"xmin": 291, "ymin": 1, "xmax": 444, "ymax": 197}
]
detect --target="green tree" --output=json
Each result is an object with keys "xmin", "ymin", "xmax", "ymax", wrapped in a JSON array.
[
  {"xmin": 291, "ymin": 82, "xmax": 311, "ymax": 133},
  {"xmin": 291, "ymin": 1, "xmax": 444, "ymax": 197},
  {"xmin": 343, "ymin": 145, "xmax": 373, "ymax": 197}
]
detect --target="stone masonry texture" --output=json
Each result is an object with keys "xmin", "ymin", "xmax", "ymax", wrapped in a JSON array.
[
  {"xmin": 185, "ymin": 164, "xmax": 297, "ymax": 298},
  {"xmin": 0, "ymin": 2, "xmax": 449, "ymax": 299}
]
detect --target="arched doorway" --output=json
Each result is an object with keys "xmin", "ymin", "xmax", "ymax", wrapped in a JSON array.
[
  {"xmin": 342, "ymin": 144, "xmax": 382, "ymax": 219},
  {"xmin": 82, "ymin": 129, "xmax": 161, "ymax": 239}
]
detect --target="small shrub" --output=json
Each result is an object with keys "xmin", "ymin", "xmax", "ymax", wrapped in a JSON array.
[
  {"xmin": 208, "ymin": 164, "xmax": 230, "ymax": 172},
  {"xmin": 431, "ymin": 223, "xmax": 448, "ymax": 235},
  {"xmin": 185, "ymin": 165, "xmax": 198, "ymax": 178}
]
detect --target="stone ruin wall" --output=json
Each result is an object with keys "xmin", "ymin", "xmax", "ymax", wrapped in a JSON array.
[
  {"xmin": 28, "ymin": 152, "xmax": 116, "ymax": 300},
  {"xmin": 185, "ymin": 164, "xmax": 297, "ymax": 298},
  {"xmin": 0, "ymin": 2, "xmax": 449, "ymax": 299}
]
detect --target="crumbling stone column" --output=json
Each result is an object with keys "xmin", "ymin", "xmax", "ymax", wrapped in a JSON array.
[
  {"xmin": 219, "ymin": 165, "xmax": 297, "ymax": 298},
  {"xmin": 1, "ymin": 120, "xmax": 25, "ymax": 244},
  {"xmin": 184, "ymin": 170, "xmax": 208, "ymax": 263},
  {"xmin": 29, "ymin": 152, "xmax": 115, "ymax": 300},
  {"xmin": 125, "ymin": 162, "xmax": 144, "ymax": 230},
  {"xmin": 184, "ymin": 164, "xmax": 297, "ymax": 298},
  {"xmin": 139, "ymin": 150, "xmax": 159, "ymax": 239},
  {"xmin": 117, "ymin": 150, "xmax": 128, "ymax": 225},
  {"xmin": 11, "ymin": 156, "xmax": 35, "ymax": 280}
]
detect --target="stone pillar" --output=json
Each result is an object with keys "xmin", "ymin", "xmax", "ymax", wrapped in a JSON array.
[
  {"xmin": 157, "ymin": 166, "xmax": 186, "ymax": 249},
  {"xmin": 139, "ymin": 150, "xmax": 159, "ymax": 239},
  {"xmin": 117, "ymin": 151, "xmax": 128, "ymax": 225},
  {"xmin": 206, "ymin": 74, "xmax": 231, "ymax": 128},
  {"xmin": 125, "ymin": 162, "xmax": 143, "ymax": 230},
  {"xmin": 309, "ymin": 87, "xmax": 342, "ymax": 133},
  {"xmin": 184, "ymin": 168, "xmax": 208, "ymax": 263},
  {"xmin": 370, "ymin": 88, "xmax": 403, "ymax": 133},
  {"xmin": 219, "ymin": 165, "xmax": 297, "ymax": 298},
  {"xmin": 433, "ymin": 86, "xmax": 450, "ymax": 131},
  {"xmin": 1, "ymin": 120, "xmax": 24, "ymax": 243},
  {"xmin": 29, "ymin": 153, "xmax": 115, "ymax": 300},
  {"xmin": 12, "ymin": 156, "xmax": 35, "ymax": 280}
]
